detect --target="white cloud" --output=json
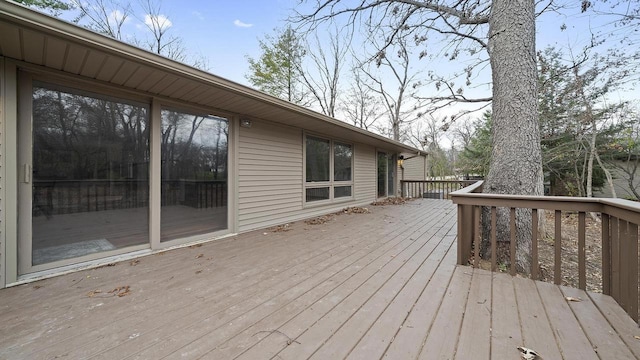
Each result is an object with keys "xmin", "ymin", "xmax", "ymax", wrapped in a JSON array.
[
  {"xmin": 233, "ymin": 19, "xmax": 253, "ymax": 28},
  {"xmin": 144, "ymin": 14, "xmax": 172, "ymax": 31},
  {"xmin": 108, "ymin": 10, "xmax": 127, "ymax": 24},
  {"xmin": 192, "ymin": 11, "xmax": 204, "ymax": 21}
]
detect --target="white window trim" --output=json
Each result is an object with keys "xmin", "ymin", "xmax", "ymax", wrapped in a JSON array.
[{"xmin": 303, "ymin": 133, "xmax": 354, "ymax": 206}]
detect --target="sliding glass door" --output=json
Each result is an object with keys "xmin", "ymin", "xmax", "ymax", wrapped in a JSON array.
[{"xmin": 20, "ymin": 82, "xmax": 149, "ymax": 271}]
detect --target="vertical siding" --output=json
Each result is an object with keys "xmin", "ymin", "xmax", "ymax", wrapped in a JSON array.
[
  {"xmin": 237, "ymin": 120, "xmax": 380, "ymax": 232},
  {"xmin": 354, "ymin": 143, "xmax": 376, "ymax": 201}
]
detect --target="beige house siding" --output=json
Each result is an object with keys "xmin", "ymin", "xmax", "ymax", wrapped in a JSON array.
[
  {"xmin": 354, "ymin": 143, "xmax": 376, "ymax": 200},
  {"xmin": 402, "ymin": 155, "xmax": 427, "ymax": 180},
  {"xmin": 238, "ymin": 120, "xmax": 303, "ymax": 231},
  {"xmin": 237, "ymin": 120, "xmax": 380, "ymax": 233},
  {"xmin": 594, "ymin": 161, "xmax": 640, "ymax": 200}
]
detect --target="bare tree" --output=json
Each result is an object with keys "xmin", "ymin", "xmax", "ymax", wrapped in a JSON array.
[
  {"xmin": 341, "ymin": 68, "xmax": 384, "ymax": 130},
  {"xmin": 358, "ymin": 33, "xmax": 422, "ymax": 142},
  {"xmin": 71, "ymin": 0, "xmax": 131, "ymax": 40},
  {"xmin": 298, "ymin": 26, "xmax": 350, "ymax": 117},
  {"xmin": 298, "ymin": 0, "xmax": 543, "ymax": 272}
]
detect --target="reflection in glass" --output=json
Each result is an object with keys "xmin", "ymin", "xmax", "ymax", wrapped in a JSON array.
[
  {"xmin": 377, "ymin": 152, "xmax": 387, "ymax": 197},
  {"xmin": 161, "ymin": 110, "xmax": 228, "ymax": 242},
  {"xmin": 306, "ymin": 187, "xmax": 330, "ymax": 202},
  {"xmin": 306, "ymin": 136, "xmax": 330, "ymax": 182},
  {"xmin": 334, "ymin": 143, "xmax": 352, "ymax": 181},
  {"xmin": 334, "ymin": 186, "xmax": 352, "ymax": 198},
  {"xmin": 32, "ymin": 84, "xmax": 149, "ymax": 265},
  {"xmin": 388, "ymin": 154, "xmax": 396, "ymax": 196}
]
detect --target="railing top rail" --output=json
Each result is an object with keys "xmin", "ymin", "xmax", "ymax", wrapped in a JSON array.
[
  {"xmin": 451, "ymin": 180, "xmax": 640, "ymax": 223},
  {"xmin": 400, "ymin": 180, "xmax": 477, "ymax": 183}
]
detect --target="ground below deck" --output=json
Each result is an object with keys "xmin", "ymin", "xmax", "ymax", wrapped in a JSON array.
[{"xmin": 0, "ymin": 199, "xmax": 638, "ymax": 359}]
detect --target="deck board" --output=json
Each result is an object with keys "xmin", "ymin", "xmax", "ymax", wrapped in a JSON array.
[{"xmin": 0, "ymin": 199, "xmax": 638, "ymax": 360}]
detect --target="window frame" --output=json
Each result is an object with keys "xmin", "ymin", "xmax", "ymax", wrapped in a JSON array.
[{"xmin": 303, "ymin": 133, "xmax": 354, "ymax": 206}]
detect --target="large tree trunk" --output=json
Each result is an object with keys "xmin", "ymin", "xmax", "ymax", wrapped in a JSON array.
[{"xmin": 483, "ymin": 0, "xmax": 543, "ymax": 273}]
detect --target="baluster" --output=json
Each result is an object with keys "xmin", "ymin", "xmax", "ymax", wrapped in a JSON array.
[
  {"xmin": 602, "ymin": 214, "xmax": 611, "ymax": 294},
  {"xmin": 510, "ymin": 207, "xmax": 516, "ymax": 276},
  {"xmin": 629, "ymin": 222, "xmax": 638, "ymax": 322},
  {"xmin": 474, "ymin": 205, "xmax": 481, "ymax": 268},
  {"xmin": 620, "ymin": 220, "xmax": 629, "ymax": 311},
  {"xmin": 531, "ymin": 209, "xmax": 539, "ymax": 280},
  {"xmin": 555, "ymin": 210, "xmax": 562, "ymax": 285},
  {"xmin": 491, "ymin": 206, "xmax": 497, "ymax": 271},
  {"xmin": 578, "ymin": 212, "xmax": 586, "ymax": 290},
  {"xmin": 611, "ymin": 216, "xmax": 620, "ymax": 301}
]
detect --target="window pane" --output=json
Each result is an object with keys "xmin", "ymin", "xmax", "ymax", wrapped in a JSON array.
[
  {"xmin": 32, "ymin": 84, "xmax": 149, "ymax": 265},
  {"xmin": 334, "ymin": 143, "xmax": 352, "ymax": 181},
  {"xmin": 334, "ymin": 186, "xmax": 352, "ymax": 198},
  {"xmin": 306, "ymin": 136, "xmax": 330, "ymax": 182},
  {"xmin": 161, "ymin": 110, "xmax": 228, "ymax": 242},
  {"xmin": 377, "ymin": 152, "xmax": 387, "ymax": 197},
  {"xmin": 306, "ymin": 187, "xmax": 330, "ymax": 202},
  {"xmin": 388, "ymin": 154, "xmax": 396, "ymax": 196}
]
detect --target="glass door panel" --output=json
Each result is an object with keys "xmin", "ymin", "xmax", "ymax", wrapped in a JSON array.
[
  {"xmin": 377, "ymin": 152, "xmax": 387, "ymax": 197},
  {"xmin": 160, "ymin": 109, "xmax": 228, "ymax": 242},
  {"xmin": 30, "ymin": 84, "xmax": 150, "ymax": 266}
]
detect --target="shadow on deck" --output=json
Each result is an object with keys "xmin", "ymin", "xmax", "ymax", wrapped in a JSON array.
[{"xmin": 0, "ymin": 199, "xmax": 638, "ymax": 359}]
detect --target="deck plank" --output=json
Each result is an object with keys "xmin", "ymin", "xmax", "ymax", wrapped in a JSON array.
[
  {"xmin": 513, "ymin": 276, "xmax": 563, "ymax": 360},
  {"xmin": 455, "ymin": 268, "xmax": 493, "ymax": 360},
  {"xmin": 536, "ymin": 281, "xmax": 599, "ymax": 360},
  {"xmin": 490, "ymin": 272, "xmax": 523, "ymax": 359},
  {"xmin": 561, "ymin": 286, "xmax": 636, "ymax": 359},
  {"xmin": 588, "ymin": 292, "xmax": 640, "ymax": 359},
  {"xmin": 0, "ymin": 199, "xmax": 636, "ymax": 360},
  {"xmin": 417, "ymin": 266, "xmax": 473, "ymax": 360},
  {"xmin": 380, "ymin": 247, "xmax": 457, "ymax": 359}
]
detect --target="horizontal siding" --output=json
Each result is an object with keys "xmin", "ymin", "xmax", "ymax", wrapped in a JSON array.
[
  {"xmin": 354, "ymin": 143, "xmax": 376, "ymax": 202},
  {"xmin": 237, "ymin": 120, "xmax": 304, "ymax": 232},
  {"xmin": 403, "ymin": 156, "xmax": 426, "ymax": 180},
  {"xmin": 237, "ymin": 121, "xmax": 381, "ymax": 232}
]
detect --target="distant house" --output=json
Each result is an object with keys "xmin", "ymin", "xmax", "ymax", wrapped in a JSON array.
[{"xmin": 0, "ymin": 2, "xmax": 421, "ymax": 288}]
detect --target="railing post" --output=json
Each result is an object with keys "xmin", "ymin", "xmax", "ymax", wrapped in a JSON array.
[
  {"xmin": 457, "ymin": 204, "xmax": 472, "ymax": 265},
  {"xmin": 602, "ymin": 213, "xmax": 611, "ymax": 295}
]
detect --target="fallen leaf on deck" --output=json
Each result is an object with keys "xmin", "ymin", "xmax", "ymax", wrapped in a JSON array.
[
  {"xmin": 634, "ymin": 335, "xmax": 640, "ymax": 340},
  {"xmin": 130, "ymin": 259, "xmax": 140, "ymax": 266},
  {"xmin": 517, "ymin": 346, "xmax": 540, "ymax": 359},
  {"xmin": 270, "ymin": 224, "xmax": 292, "ymax": 232},
  {"xmin": 189, "ymin": 244, "xmax": 203, "ymax": 249},
  {"xmin": 195, "ymin": 270, "xmax": 203, "ymax": 274},
  {"xmin": 195, "ymin": 254, "xmax": 204, "ymax": 259},
  {"xmin": 565, "ymin": 296, "xmax": 582, "ymax": 302},
  {"xmin": 87, "ymin": 290, "xmax": 102, "ymax": 297},
  {"xmin": 109, "ymin": 285, "xmax": 131, "ymax": 297}
]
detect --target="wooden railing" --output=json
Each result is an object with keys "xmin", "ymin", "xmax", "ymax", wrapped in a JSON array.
[
  {"xmin": 451, "ymin": 181, "xmax": 640, "ymax": 323},
  {"xmin": 400, "ymin": 180, "xmax": 477, "ymax": 199},
  {"xmin": 33, "ymin": 179, "xmax": 226, "ymax": 216}
]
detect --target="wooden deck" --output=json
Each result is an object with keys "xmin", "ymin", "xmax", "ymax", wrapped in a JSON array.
[{"xmin": 0, "ymin": 199, "xmax": 639, "ymax": 359}]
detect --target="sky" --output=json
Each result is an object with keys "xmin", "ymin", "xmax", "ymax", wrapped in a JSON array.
[{"xmin": 41, "ymin": 0, "xmax": 638, "ymax": 147}]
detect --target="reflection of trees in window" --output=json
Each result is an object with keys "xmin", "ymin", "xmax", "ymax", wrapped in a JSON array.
[
  {"xmin": 160, "ymin": 110, "xmax": 228, "ymax": 181},
  {"xmin": 334, "ymin": 143, "xmax": 352, "ymax": 181},
  {"xmin": 306, "ymin": 136, "xmax": 330, "ymax": 182},
  {"xmin": 32, "ymin": 85, "xmax": 149, "ymax": 182}
]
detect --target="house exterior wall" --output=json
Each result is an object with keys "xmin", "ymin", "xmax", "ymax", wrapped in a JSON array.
[
  {"xmin": 594, "ymin": 161, "xmax": 640, "ymax": 200},
  {"xmin": 237, "ymin": 119, "xmax": 379, "ymax": 232},
  {"xmin": 402, "ymin": 156, "xmax": 427, "ymax": 180}
]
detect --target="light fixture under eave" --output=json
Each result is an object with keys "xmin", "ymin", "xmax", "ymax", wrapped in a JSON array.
[
  {"xmin": 398, "ymin": 155, "xmax": 404, "ymax": 168},
  {"xmin": 240, "ymin": 118, "xmax": 252, "ymax": 128}
]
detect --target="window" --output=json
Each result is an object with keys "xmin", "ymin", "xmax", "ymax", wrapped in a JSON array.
[
  {"xmin": 160, "ymin": 109, "xmax": 228, "ymax": 242},
  {"xmin": 305, "ymin": 135, "xmax": 353, "ymax": 203}
]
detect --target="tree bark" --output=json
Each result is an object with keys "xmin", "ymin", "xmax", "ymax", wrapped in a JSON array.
[{"xmin": 483, "ymin": 0, "xmax": 543, "ymax": 273}]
